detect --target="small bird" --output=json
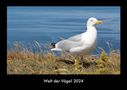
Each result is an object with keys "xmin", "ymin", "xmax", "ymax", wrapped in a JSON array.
[{"xmin": 51, "ymin": 17, "xmax": 103, "ymax": 56}]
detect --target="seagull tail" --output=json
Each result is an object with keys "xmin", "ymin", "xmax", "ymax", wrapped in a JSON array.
[
  {"xmin": 50, "ymin": 43, "xmax": 62, "ymax": 51},
  {"xmin": 51, "ymin": 43, "xmax": 56, "ymax": 48},
  {"xmin": 51, "ymin": 48, "xmax": 62, "ymax": 51}
]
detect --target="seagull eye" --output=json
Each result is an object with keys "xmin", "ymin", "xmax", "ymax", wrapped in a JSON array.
[{"xmin": 90, "ymin": 19, "xmax": 93, "ymax": 21}]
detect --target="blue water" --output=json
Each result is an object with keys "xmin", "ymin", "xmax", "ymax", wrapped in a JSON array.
[{"xmin": 7, "ymin": 6, "xmax": 120, "ymax": 54}]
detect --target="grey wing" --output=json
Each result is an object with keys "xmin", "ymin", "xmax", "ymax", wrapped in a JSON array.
[
  {"xmin": 68, "ymin": 34, "xmax": 82, "ymax": 41},
  {"xmin": 56, "ymin": 39, "xmax": 82, "ymax": 51}
]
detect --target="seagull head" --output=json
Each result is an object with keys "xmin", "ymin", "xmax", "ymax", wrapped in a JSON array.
[{"xmin": 87, "ymin": 17, "xmax": 103, "ymax": 26}]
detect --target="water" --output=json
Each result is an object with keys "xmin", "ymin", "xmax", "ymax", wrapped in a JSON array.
[{"xmin": 7, "ymin": 6, "xmax": 120, "ymax": 54}]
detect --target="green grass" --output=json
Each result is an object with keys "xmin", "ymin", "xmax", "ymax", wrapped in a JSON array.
[{"xmin": 7, "ymin": 41, "xmax": 120, "ymax": 74}]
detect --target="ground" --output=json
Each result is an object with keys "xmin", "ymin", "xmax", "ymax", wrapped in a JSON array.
[{"xmin": 7, "ymin": 47, "xmax": 120, "ymax": 74}]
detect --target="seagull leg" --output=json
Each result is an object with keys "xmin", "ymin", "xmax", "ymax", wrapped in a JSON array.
[
  {"xmin": 74, "ymin": 56, "xmax": 83, "ymax": 71},
  {"xmin": 80, "ymin": 56, "xmax": 84, "ymax": 66}
]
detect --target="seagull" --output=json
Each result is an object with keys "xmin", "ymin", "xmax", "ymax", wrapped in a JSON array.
[{"xmin": 51, "ymin": 17, "xmax": 103, "ymax": 56}]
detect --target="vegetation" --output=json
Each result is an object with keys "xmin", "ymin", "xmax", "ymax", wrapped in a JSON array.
[{"xmin": 7, "ymin": 41, "xmax": 120, "ymax": 74}]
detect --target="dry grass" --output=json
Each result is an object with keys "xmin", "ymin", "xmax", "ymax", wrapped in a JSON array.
[{"xmin": 7, "ymin": 42, "xmax": 120, "ymax": 74}]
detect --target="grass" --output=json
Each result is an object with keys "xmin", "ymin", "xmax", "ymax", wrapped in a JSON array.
[{"xmin": 7, "ymin": 41, "xmax": 120, "ymax": 74}]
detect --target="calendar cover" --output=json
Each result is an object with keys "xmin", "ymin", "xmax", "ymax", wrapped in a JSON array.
[{"xmin": 0, "ymin": 0, "xmax": 126, "ymax": 88}]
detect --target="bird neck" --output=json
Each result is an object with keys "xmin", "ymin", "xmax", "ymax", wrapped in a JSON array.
[
  {"xmin": 85, "ymin": 25, "xmax": 97, "ymax": 44},
  {"xmin": 86, "ymin": 25, "xmax": 96, "ymax": 33}
]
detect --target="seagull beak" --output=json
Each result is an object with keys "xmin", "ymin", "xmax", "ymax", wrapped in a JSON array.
[{"xmin": 95, "ymin": 20, "xmax": 103, "ymax": 24}]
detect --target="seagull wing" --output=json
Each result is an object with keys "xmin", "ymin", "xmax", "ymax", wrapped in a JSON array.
[
  {"xmin": 55, "ymin": 39, "xmax": 83, "ymax": 51},
  {"xmin": 69, "ymin": 43, "xmax": 90, "ymax": 53},
  {"xmin": 68, "ymin": 34, "xmax": 82, "ymax": 41}
]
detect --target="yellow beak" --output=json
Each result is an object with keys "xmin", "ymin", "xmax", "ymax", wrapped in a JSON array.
[{"xmin": 95, "ymin": 20, "xmax": 103, "ymax": 24}]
